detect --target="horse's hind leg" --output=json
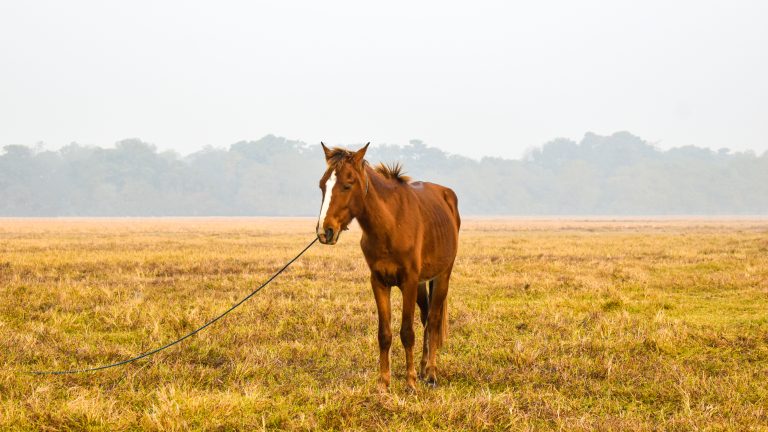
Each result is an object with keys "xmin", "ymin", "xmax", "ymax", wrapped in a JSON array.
[
  {"xmin": 417, "ymin": 281, "xmax": 429, "ymax": 326},
  {"xmin": 425, "ymin": 268, "xmax": 451, "ymax": 386},
  {"xmin": 417, "ymin": 280, "xmax": 430, "ymax": 378},
  {"xmin": 400, "ymin": 275, "xmax": 420, "ymax": 392}
]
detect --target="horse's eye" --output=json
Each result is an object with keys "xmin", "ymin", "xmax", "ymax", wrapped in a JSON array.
[{"xmin": 343, "ymin": 184, "xmax": 353, "ymax": 191}]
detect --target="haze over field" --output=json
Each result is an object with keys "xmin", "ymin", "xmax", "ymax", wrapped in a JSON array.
[{"xmin": 2, "ymin": 132, "xmax": 767, "ymax": 216}]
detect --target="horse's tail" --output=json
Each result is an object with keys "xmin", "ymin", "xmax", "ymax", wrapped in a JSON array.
[
  {"xmin": 438, "ymin": 295, "xmax": 448, "ymax": 348},
  {"xmin": 427, "ymin": 279, "xmax": 449, "ymax": 349}
]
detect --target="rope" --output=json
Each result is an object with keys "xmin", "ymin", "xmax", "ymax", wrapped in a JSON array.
[{"xmin": 29, "ymin": 237, "xmax": 318, "ymax": 375}]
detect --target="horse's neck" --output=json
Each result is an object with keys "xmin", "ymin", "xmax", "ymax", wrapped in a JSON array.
[{"xmin": 356, "ymin": 169, "xmax": 399, "ymax": 241}]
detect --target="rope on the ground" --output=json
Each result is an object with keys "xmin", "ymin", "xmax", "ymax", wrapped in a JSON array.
[{"xmin": 28, "ymin": 237, "xmax": 318, "ymax": 375}]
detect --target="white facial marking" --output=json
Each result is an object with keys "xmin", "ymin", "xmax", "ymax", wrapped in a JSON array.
[{"xmin": 317, "ymin": 171, "xmax": 336, "ymax": 234}]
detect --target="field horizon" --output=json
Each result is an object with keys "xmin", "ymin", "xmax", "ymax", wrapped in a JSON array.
[{"xmin": 1, "ymin": 218, "xmax": 767, "ymax": 430}]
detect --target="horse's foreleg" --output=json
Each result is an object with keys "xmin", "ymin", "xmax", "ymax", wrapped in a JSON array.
[
  {"xmin": 371, "ymin": 277, "xmax": 392, "ymax": 393},
  {"xmin": 400, "ymin": 276, "xmax": 419, "ymax": 391}
]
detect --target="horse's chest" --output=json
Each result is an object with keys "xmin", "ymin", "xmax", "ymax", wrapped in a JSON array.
[
  {"xmin": 370, "ymin": 259, "xmax": 402, "ymax": 286},
  {"xmin": 361, "ymin": 236, "xmax": 415, "ymax": 286}
]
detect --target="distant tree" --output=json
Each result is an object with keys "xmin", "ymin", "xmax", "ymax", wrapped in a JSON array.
[{"xmin": 1, "ymin": 133, "xmax": 766, "ymax": 216}]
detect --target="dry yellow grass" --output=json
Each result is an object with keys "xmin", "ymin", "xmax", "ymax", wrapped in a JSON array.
[{"xmin": 1, "ymin": 218, "xmax": 767, "ymax": 430}]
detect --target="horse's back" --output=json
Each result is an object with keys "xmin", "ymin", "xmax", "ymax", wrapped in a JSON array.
[{"xmin": 411, "ymin": 181, "xmax": 459, "ymax": 221}]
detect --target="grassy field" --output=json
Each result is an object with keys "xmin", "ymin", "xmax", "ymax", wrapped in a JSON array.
[{"xmin": 1, "ymin": 218, "xmax": 767, "ymax": 431}]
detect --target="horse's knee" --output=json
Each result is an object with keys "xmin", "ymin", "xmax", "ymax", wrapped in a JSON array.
[
  {"xmin": 378, "ymin": 328, "xmax": 392, "ymax": 350},
  {"xmin": 400, "ymin": 324, "xmax": 415, "ymax": 347}
]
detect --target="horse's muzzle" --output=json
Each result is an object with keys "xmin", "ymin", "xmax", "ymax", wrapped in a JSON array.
[{"xmin": 318, "ymin": 227, "xmax": 338, "ymax": 245}]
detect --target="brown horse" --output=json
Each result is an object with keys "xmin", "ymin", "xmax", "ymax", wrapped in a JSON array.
[{"xmin": 316, "ymin": 142, "xmax": 460, "ymax": 392}]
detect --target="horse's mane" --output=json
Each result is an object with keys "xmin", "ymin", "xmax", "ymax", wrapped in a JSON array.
[
  {"xmin": 375, "ymin": 162, "xmax": 411, "ymax": 184},
  {"xmin": 328, "ymin": 146, "xmax": 411, "ymax": 184}
]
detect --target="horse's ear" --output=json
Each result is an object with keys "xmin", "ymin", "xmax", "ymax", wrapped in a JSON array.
[
  {"xmin": 352, "ymin": 142, "xmax": 369, "ymax": 168},
  {"xmin": 321, "ymin": 142, "xmax": 333, "ymax": 163}
]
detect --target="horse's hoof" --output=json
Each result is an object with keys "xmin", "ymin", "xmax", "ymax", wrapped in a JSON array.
[
  {"xmin": 377, "ymin": 382, "xmax": 389, "ymax": 394},
  {"xmin": 425, "ymin": 366, "xmax": 438, "ymax": 387},
  {"xmin": 406, "ymin": 382, "xmax": 418, "ymax": 393},
  {"xmin": 406, "ymin": 374, "xmax": 418, "ymax": 393},
  {"xmin": 426, "ymin": 374, "xmax": 437, "ymax": 388}
]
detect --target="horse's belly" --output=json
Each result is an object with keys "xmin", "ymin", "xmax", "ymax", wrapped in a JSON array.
[{"xmin": 419, "ymin": 230, "xmax": 458, "ymax": 279}]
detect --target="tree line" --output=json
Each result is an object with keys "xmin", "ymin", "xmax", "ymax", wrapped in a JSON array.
[{"xmin": 1, "ymin": 132, "xmax": 766, "ymax": 216}]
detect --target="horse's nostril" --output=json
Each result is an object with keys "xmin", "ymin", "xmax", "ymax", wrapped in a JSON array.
[{"xmin": 325, "ymin": 228, "xmax": 334, "ymax": 242}]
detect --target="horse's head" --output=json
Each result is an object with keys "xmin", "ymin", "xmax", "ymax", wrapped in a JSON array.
[{"xmin": 316, "ymin": 142, "xmax": 369, "ymax": 245}]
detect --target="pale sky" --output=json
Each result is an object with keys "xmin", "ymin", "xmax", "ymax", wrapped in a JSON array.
[{"xmin": 1, "ymin": 0, "xmax": 766, "ymax": 159}]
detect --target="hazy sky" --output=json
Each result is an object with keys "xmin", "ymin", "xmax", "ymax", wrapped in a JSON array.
[{"xmin": 1, "ymin": 1, "xmax": 766, "ymax": 159}]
